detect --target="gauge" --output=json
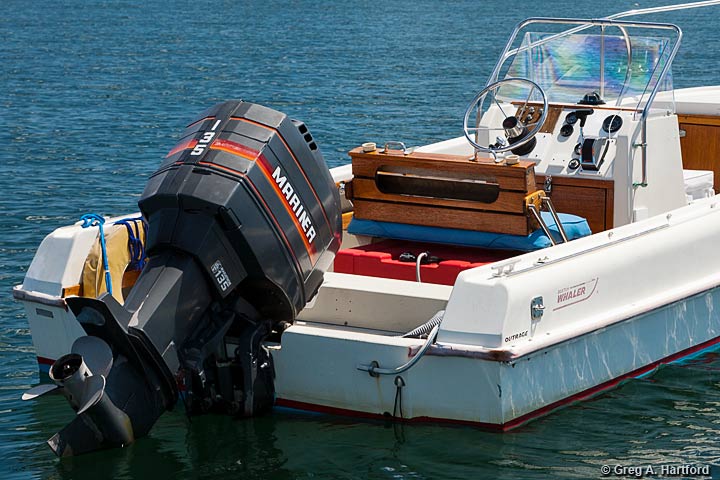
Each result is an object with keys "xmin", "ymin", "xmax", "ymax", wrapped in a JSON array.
[
  {"xmin": 602, "ymin": 114, "xmax": 623, "ymax": 133},
  {"xmin": 565, "ymin": 112, "xmax": 578, "ymax": 125},
  {"xmin": 560, "ymin": 124, "xmax": 574, "ymax": 137}
]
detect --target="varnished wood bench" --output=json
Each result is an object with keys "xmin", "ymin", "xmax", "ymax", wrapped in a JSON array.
[{"xmin": 346, "ymin": 147, "xmax": 541, "ymax": 236}]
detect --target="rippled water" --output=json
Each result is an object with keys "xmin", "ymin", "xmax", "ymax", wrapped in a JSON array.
[{"xmin": 3, "ymin": 1, "xmax": 720, "ymax": 478}]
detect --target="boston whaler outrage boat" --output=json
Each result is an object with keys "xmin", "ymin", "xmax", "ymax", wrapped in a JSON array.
[{"xmin": 14, "ymin": 1, "xmax": 720, "ymax": 456}]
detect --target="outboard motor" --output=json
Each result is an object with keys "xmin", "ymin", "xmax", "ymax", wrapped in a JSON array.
[{"xmin": 37, "ymin": 101, "xmax": 342, "ymax": 456}]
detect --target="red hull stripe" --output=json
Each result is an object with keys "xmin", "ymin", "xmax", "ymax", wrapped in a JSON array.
[
  {"xmin": 37, "ymin": 356, "xmax": 54, "ymax": 366},
  {"xmin": 503, "ymin": 333, "xmax": 720, "ymax": 429}
]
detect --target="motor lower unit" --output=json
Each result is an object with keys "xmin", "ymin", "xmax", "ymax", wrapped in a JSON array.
[{"xmin": 38, "ymin": 101, "xmax": 342, "ymax": 456}]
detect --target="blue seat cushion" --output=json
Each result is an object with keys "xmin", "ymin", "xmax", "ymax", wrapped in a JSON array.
[{"xmin": 347, "ymin": 212, "xmax": 591, "ymax": 252}]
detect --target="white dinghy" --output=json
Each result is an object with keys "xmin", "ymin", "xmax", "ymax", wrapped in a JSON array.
[{"xmin": 14, "ymin": 0, "xmax": 720, "ymax": 455}]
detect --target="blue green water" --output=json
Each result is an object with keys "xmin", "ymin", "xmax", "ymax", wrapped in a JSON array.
[{"xmin": 3, "ymin": 1, "xmax": 720, "ymax": 478}]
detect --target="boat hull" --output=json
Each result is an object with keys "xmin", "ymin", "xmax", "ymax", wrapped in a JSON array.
[
  {"xmin": 271, "ymin": 284, "xmax": 720, "ymax": 428},
  {"xmin": 13, "ymin": 180, "xmax": 720, "ymax": 429}
]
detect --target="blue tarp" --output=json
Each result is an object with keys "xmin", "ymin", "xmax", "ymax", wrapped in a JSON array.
[{"xmin": 347, "ymin": 212, "xmax": 591, "ymax": 252}]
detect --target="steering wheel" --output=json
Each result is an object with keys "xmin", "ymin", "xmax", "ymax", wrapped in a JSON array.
[{"xmin": 463, "ymin": 77, "xmax": 548, "ymax": 155}]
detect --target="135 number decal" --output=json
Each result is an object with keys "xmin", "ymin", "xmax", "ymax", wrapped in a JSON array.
[{"xmin": 190, "ymin": 119, "xmax": 222, "ymax": 156}]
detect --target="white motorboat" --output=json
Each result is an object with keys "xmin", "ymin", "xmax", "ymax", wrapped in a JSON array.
[{"xmin": 14, "ymin": 1, "xmax": 720, "ymax": 455}]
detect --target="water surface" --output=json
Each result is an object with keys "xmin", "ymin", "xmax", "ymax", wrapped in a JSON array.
[{"xmin": 3, "ymin": 1, "xmax": 720, "ymax": 478}]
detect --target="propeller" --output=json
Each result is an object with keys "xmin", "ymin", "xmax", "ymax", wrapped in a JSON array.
[
  {"xmin": 21, "ymin": 335, "xmax": 135, "ymax": 456},
  {"xmin": 71, "ymin": 335, "xmax": 113, "ymax": 377},
  {"xmin": 21, "ymin": 336, "xmax": 113, "ymax": 405}
]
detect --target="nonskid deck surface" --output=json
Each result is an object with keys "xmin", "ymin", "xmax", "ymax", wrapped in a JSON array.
[{"xmin": 334, "ymin": 239, "xmax": 517, "ymax": 285}]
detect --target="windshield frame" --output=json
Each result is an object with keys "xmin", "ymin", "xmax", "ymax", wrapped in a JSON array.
[
  {"xmin": 480, "ymin": 17, "xmax": 682, "ymax": 187},
  {"xmin": 488, "ymin": 18, "xmax": 682, "ymax": 115}
]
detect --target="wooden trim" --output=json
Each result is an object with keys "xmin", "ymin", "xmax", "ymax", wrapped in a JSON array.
[
  {"xmin": 61, "ymin": 284, "xmax": 82, "ymax": 298},
  {"xmin": 677, "ymin": 120, "xmax": 720, "ymax": 191},
  {"xmin": 352, "ymin": 199, "xmax": 530, "ymax": 236},
  {"xmin": 348, "ymin": 148, "xmax": 541, "ymax": 235},
  {"xmin": 351, "ymin": 178, "xmax": 527, "ymax": 214},
  {"xmin": 536, "ymin": 175, "xmax": 614, "ymax": 190},
  {"xmin": 540, "ymin": 106, "xmax": 562, "ymax": 134},
  {"xmin": 350, "ymin": 148, "xmax": 492, "ymax": 163},
  {"xmin": 513, "ymin": 101, "xmax": 640, "ymax": 113},
  {"xmin": 514, "ymin": 104, "xmax": 562, "ymax": 134},
  {"xmin": 342, "ymin": 212, "xmax": 353, "ymax": 230},
  {"xmin": 350, "ymin": 150, "xmax": 536, "ymax": 192},
  {"xmin": 677, "ymin": 114, "xmax": 720, "ymax": 127},
  {"xmin": 605, "ymin": 184, "xmax": 615, "ymax": 232},
  {"xmin": 536, "ymin": 175, "xmax": 614, "ymax": 233}
]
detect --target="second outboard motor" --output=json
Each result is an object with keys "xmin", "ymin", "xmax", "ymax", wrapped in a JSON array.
[{"xmin": 40, "ymin": 101, "xmax": 342, "ymax": 456}]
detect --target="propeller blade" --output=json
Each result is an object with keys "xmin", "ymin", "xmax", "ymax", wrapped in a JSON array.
[
  {"xmin": 47, "ymin": 384, "xmax": 135, "ymax": 457},
  {"xmin": 21, "ymin": 384, "xmax": 60, "ymax": 401},
  {"xmin": 48, "ymin": 413, "xmax": 102, "ymax": 457},
  {"xmin": 71, "ymin": 336, "xmax": 113, "ymax": 377},
  {"xmin": 77, "ymin": 375, "xmax": 106, "ymax": 415}
]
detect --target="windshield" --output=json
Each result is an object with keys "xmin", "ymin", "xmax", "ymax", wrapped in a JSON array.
[
  {"xmin": 505, "ymin": 32, "xmax": 673, "ymax": 107},
  {"xmin": 492, "ymin": 20, "xmax": 680, "ymax": 113}
]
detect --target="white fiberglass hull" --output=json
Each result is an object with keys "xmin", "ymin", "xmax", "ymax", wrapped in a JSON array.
[
  {"xmin": 19, "ymin": 283, "xmax": 720, "ymax": 428},
  {"xmin": 14, "ymin": 194, "xmax": 720, "ymax": 429},
  {"xmin": 272, "ymin": 285, "xmax": 720, "ymax": 428}
]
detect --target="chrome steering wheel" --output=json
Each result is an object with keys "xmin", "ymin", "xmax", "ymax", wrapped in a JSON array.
[{"xmin": 463, "ymin": 77, "xmax": 548, "ymax": 155}]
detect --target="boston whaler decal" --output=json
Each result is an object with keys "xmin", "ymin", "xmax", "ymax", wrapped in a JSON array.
[
  {"xmin": 554, "ymin": 278, "xmax": 598, "ymax": 310},
  {"xmin": 505, "ymin": 330, "xmax": 529, "ymax": 343}
]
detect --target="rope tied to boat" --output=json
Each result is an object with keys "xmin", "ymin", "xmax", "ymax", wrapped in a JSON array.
[
  {"xmin": 80, "ymin": 213, "xmax": 113, "ymax": 296},
  {"xmin": 392, "ymin": 376, "xmax": 405, "ymax": 419},
  {"xmin": 113, "ymin": 216, "xmax": 148, "ymax": 270}
]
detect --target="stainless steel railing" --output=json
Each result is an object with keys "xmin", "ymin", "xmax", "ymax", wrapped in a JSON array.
[{"xmin": 482, "ymin": 0, "xmax": 720, "ymax": 188}]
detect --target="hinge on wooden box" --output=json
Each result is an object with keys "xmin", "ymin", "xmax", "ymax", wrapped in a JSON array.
[
  {"xmin": 543, "ymin": 175, "xmax": 552, "ymax": 194},
  {"xmin": 342, "ymin": 180, "xmax": 354, "ymax": 200},
  {"xmin": 525, "ymin": 190, "xmax": 569, "ymax": 246}
]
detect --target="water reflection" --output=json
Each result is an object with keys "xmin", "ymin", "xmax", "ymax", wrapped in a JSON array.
[{"xmin": 7, "ymin": 356, "xmax": 720, "ymax": 480}]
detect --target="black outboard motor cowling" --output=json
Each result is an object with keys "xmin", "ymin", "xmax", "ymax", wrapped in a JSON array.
[{"xmin": 49, "ymin": 101, "xmax": 341, "ymax": 456}]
